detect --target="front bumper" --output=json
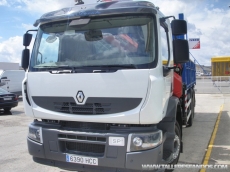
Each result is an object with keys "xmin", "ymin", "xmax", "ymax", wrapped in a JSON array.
[
  {"xmin": 0, "ymin": 101, "xmax": 18, "ymax": 108},
  {"xmin": 27, "ymin": 123, "xmax": 164, "ymax": 172}
]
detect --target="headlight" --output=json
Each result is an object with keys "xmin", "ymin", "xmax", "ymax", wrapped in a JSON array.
[
  {"xmin": 127, "ymin": 130, "xmax": 162, "ymax": 152},
  {"xmin": 28, "ymin": 125, "xmax": 43, "ymax": 143}
]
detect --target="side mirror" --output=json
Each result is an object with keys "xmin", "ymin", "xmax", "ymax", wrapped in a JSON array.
[
  {"xmin": 171, "ymin": 20, "xmax": 187, "ymax": 35},
  {"xmin": 23, "ymin": 33, "xmax": 33, "ymax": 46},
  {"xmin": 173, "ymin": 39, "xmax": 189, "ymax": 64},
  {"xmin": 22, "ymin": 49, "xmax": 30, "ymax": 70}
]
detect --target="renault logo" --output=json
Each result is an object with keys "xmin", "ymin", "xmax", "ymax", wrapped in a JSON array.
[{"xmin": 76, "ymin": 91, "xmax": 85, "ymax": 103}]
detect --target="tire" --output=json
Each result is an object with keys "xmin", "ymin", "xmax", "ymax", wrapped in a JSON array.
[
  {"xmin": 165, "ymin": 121, "xmax": 182, "ymax": 172},
  {"xmin": 4, "ymin": 108, "xmax": 11, "ymax": 112}
]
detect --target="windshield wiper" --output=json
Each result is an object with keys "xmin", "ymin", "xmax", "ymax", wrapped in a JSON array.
[
  {"xmin": 86, "ymin": 64, "xmax": 137, "ymax": 69},
  {"xmin": 34, "ymin": 65, "xmax": 77, "ymax": 73},
  {"xmin": 34, "ymin": 64, "xmax": 137, "ymax": 73},
  {"xmin": 34, "ymin": 65, "xmax": 69, "ymax": 69}
]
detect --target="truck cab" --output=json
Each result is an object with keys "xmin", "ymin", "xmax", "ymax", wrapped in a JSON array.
[{"xmin": 22, "ymin": 1, "xmax": 190, "ymax": 171}]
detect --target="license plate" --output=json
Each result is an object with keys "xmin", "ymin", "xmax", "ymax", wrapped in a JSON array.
[
  {"xmin": 66, "ymin": 154, "xmax": 98, "ymax": 166},
  {"xmin": 109, "ymin": 137, "xmax": 125, "ymax": 146},
  {"xmin": 4, "ymin": 98, "xmax": 11, "ymax": 101}
]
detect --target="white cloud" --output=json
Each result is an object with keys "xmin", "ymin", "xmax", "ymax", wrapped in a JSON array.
[
  {"xmin": 1, "ymin": 0, "xmax": 230, "ymax": 66},
  {"xmin": 0, "ymin": 0, "xmax": 7, "ymax": 6},
  {"xmin": 147, "ymin": 0, "xmax": 230, "ymax": 66},
  {"xmin": 186, "ymin": 7, "xmax": 230, "ymax": 65},
  {"xmin": 16, "ymin": 5, "xmax": 22, "ymax": 9},
  {"xmin": 0, "ymin": 36, "xmax": 23, "ymax": 63},
  {"xmin": 17, "ymin": 0, "xmax": 75, "ymax": 14},
  {"xmin": 0, "ymin": 0, "xmax": 93, "ymax": 64},
  {"xmin": 0, "ymin": 36, "xmax": 34, "ymax": 63},
  {"xmin": 5, "ymin": 0, "xmax": 95, "ymax": 14},
  {"xmin": 21, "ymin": 23, "xmax": 35, "ymax": 30}
]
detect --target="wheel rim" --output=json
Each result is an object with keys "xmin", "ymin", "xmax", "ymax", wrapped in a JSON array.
[{"xmin": 172, "ymin": 135, "xmax": 180, "ymax": 160}]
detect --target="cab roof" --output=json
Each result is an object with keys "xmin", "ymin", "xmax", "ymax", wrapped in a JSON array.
[{"xmin": 34, "ymin": 0, "xmax": 157, "ymax": 27}]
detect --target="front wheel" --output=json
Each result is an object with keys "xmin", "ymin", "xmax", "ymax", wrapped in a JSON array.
[{"xmin": 165, "ymin": 121, "xmax": 181, "ymax": 171}]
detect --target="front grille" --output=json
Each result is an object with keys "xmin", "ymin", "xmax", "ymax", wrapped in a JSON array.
[
  {"xmin": 67, "ymin": 142, "xmax": 105, "ymax": 154},
  {"xmin": 54, "ymin": 102, "xmax": 111, "ymax": 115},
  {"xmin": 60, "ymin": 141, "xmax": 105, "ymax": 157},
  {"xmin": 59, "ymin": 134, "xmax": 106, "ymax": 142},
  {"xmin": 58, "ymin": 133, "xmax": 106, "ymax": 157},
  {"xmin": 60, "ymin": 121, "xmax": 109, "ymax": 130}
]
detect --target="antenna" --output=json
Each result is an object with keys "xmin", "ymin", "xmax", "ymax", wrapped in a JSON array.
[{"xmin": 75, "ymin": 0, "xmax": 84, "ymax": 5}]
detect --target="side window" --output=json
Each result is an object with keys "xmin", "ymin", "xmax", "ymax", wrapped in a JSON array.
[
  {"xmin": 160, "ymin": 26, "xmax": 169, "ymax": 66},
  {"xmin": 37, "ymin": 34, "xmax": 59, "ymax": 65}
]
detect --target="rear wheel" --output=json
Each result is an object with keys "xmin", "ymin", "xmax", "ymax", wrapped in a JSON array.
[{"xmin": 4, "ymin": 108, "xmax": 11, "ymax": 112}]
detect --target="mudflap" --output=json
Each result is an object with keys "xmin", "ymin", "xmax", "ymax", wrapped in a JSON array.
[{"xmin": 157, "ymin": 96, "xmax": 179, "ymax": 160}]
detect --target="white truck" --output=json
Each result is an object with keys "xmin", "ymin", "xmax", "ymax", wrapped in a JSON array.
[{"xmin": 22, "ymin": 0, "xmax": 195, "ymax": 171}]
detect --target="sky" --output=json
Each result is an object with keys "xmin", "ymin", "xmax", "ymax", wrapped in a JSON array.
[{"xmin": 0, "ymin": 0, "xmax": 229, "ymax": 66}]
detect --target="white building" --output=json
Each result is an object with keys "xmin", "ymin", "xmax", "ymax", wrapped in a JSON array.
[{"xmin": 0, "ymin": 62, "xmax": 19, "ymax": 70}]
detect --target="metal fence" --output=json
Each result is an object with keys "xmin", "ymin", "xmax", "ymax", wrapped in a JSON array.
[{"xmin": 195, "ymin": 76, "xmax": 230, "ymax": 94}]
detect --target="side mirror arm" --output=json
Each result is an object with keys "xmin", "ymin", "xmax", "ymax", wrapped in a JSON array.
[
  {"xmin": 163, "ymin": 66, "xmax": 172, "ymax": 77},
  {"xmin": 163, "ymin": 66, "xmax": 182, "ymax": 77}
]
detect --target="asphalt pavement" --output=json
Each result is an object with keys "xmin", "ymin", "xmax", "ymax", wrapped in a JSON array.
[
  {"xmin": 195, "ymin": 78, "xmax": 230, "ymax": 94},
  {"xmin": 206, "ymin": 101, "xmax": 230, "ymax": 172},
  {"xmin": 0, "ymin": 95, "xmax": 229, "ymax": 172},
  {"xmin": 174, "ymin": 94, "xmax": 225, "ymax": 172}
]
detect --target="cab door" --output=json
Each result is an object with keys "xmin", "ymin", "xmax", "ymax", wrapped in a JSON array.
[{"xmin": 160, "ymin": 20, "xmax": 173, "ymax": 117}]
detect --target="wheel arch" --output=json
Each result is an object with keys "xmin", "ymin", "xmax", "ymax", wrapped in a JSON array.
[{"xmin": 157, "ymin": 96, "xmax": 182, "ymax": 161}]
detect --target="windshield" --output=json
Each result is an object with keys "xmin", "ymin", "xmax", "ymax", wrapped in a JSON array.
[
  {"xmin": 0, "ymin": 88, "xmax": 8, "ymax": 94},
  {"xmin": 30, "ymin": 15, "xmax": 157, "ymax": 71}
]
